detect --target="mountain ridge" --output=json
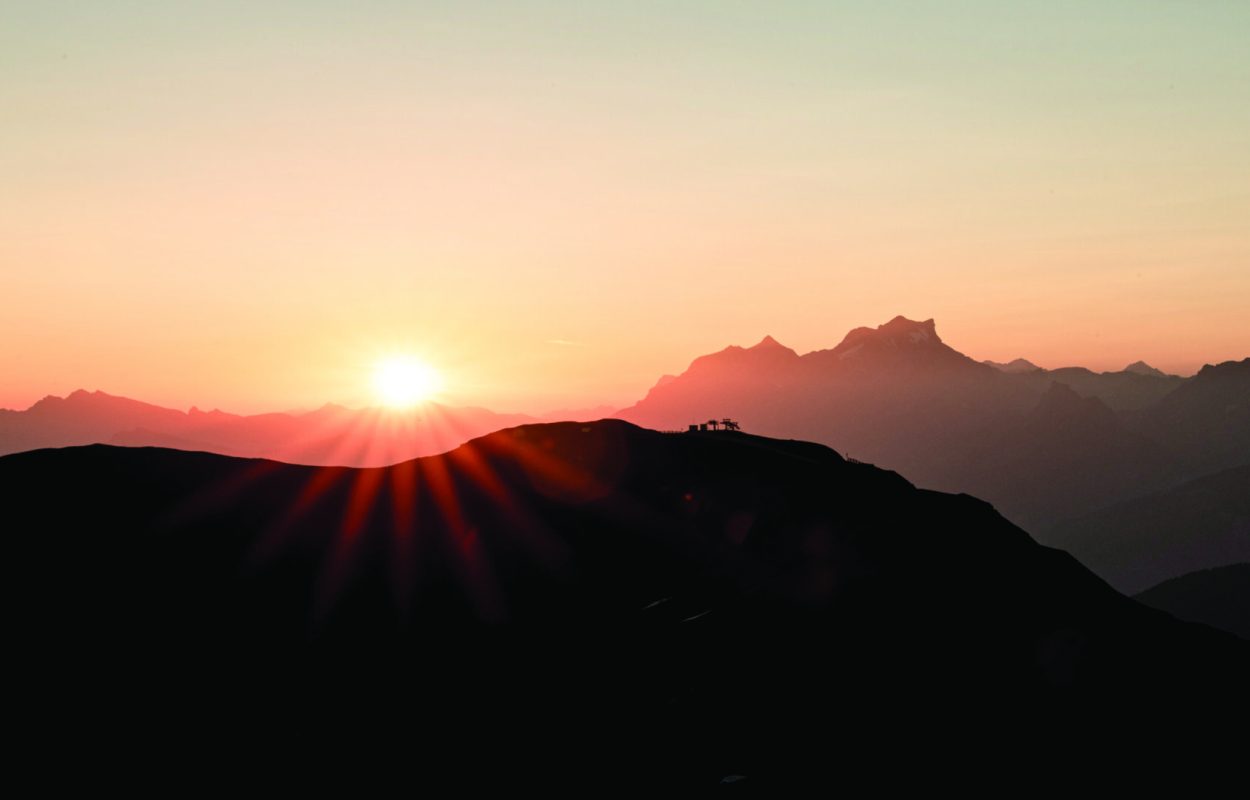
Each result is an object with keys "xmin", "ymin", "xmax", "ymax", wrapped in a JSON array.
[
  {"xmin": 1043, "ymin": 464, "xmax": 1250, "ymax": 594},
  {"xmin": 5, "ymin": 318, "xmax": 1247, "ymax": 584},
  {"xmin": 0, "ymin": 389, "xmax": 614, "ymax": 467},
  {"xmin": 615, "ymin": 315, "xmax": 1236, "ymax": 536},
  {"xmin": 5, "ymin": 420, "xmax": 1247, "ymax": 786},
  {"xmin": 1135, "ymin": 564, "xmax": 1250, "ymax": 640}
]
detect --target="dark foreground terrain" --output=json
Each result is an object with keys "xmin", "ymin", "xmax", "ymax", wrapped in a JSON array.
[{"xmin": 4, "ymin": 421, "xmax": 1246, "ymax": 788}]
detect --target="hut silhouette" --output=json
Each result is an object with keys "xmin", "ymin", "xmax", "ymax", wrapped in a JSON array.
[{"xmin": 687, "ymin": 418, "xmax": 741, "ymax": 432}]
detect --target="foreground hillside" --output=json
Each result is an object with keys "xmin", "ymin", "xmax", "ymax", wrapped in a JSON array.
[{"xmin": 3, "ymin": 421, "xmax": 1245, "ymax": 786}]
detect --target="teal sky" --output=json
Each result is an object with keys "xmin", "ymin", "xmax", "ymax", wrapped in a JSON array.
[{"xmin": 2, "ymin": 2, "xmax": 1248, "ymax": 412}]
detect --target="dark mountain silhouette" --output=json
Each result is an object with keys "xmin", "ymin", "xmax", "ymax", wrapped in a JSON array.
[
  {"xmin": 1135, "ymin": 564, "xmax": 1250, "ymax": 640},
  {"xmin": 3, "ymin": 421, "xmax": 1245, "ymax": 786},
  {"xmin": 0, "ymin": 389, "xmax": 598, "ymax": 467},
  {"xmin": 1042, "ymin": 464, "xmax": 1250, "ymax": 594},
  {"xmin": 6, "ymin": 320, "xmax": 1245, "ymax": 594}
]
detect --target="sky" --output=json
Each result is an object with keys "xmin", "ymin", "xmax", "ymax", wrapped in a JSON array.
[{"xmin": 2, "ymin": 1, "xmax": 1248, "ymax": 414}]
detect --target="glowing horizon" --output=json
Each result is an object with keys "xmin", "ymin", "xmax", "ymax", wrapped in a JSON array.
[
  {"xmin": 3, "ymin": 2, "xmax": 1248, "ymax": 415},
  {"xmin": 372, "ymin": 356, "xmax": 443, "ymax": 409}
]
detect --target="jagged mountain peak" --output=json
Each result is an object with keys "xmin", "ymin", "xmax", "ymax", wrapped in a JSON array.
[
  {"xmin": 1124, "ymin": 360, "xmax": 1167, "ymax": 378},
  {"xmin": 813, "ymin": 316, "xmax": 992, "ymax": 373},
  {"xmin": 29, "ymin": 389, "xmax": 107, "ymax": 411},
  {"xmin": 749, "ymin": 335, "xmax": 786, "ymax": 351},
  {"xmin": 831, "ymin": 316, "xmax": 943, "ymax": 354},
  {"xmin": 839, "ymin": 316, "xmax": 940, "ymax": 347},
  {"xmin": 882, "ymin": 315, "xmax": 939, "ymax": 337}
]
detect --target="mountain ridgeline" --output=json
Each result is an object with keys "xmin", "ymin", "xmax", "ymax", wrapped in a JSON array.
[
  {"xmin": 0, "ymin": 390, "xmax": 581, "ymax": 467},
  {"xmin": 3, "ymin": 421, "xmax": 1245, "ymax": 785},
  {"xmin": 3, "ymin": 316, "xmax": 1247, "ymax": 598},
  {"xmin": 616, "ymin": 316, "xmax": 1250, "ymax": 533}
]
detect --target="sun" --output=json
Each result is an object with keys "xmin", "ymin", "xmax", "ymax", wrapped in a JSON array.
[{"xmin": 372, "ymin": 356, "xmax": 442, "ymax": 409}]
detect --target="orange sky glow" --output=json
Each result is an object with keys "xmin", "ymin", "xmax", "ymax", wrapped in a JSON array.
[{"xmin": 2, "ymin": 3, "xmax": 1247, "ymax": 414}]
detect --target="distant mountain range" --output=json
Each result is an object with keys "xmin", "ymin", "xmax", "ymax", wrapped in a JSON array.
[
  {"xmin": 0, "ymin": 390, "xmax": 612, "ymax": 467},
  {"xmin": 984, "ymin": 356, "xmax": 1180, "ymax": 394},
  {"xmin": 4, "ymin": 316, "xmax": 1247, "ymax": 593},
  {"xmin": 3, "ymin": 422, "xmax": 1245, "ymax": 785},
  {"xmin": 615, "ymin": 316, "xmax": 1249, "ymax": 533}
]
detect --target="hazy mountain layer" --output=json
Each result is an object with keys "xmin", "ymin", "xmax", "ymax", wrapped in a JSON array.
[
  {"xmin": 0, "ymin": 389, "xmax": 604, "ymax": 467},
  {"xmin": 1044, "ymin": 464, "xmax": 1250, "ymax": 594},
  {"xmin": 1135, "ymin": 564, "xmax": 1250, "ymax": 640},
  {"xmin": 616, "ymin": 316, "xmax": 1249, "ymax": 533}
]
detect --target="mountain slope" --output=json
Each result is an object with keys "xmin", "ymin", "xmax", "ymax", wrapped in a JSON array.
[
  {"xmin": 1042, "ymin": 464, "xmax": 1250, "ymax": 594},
  {"xmin": 1135, "ymin": 564, "xmax": 1250, "ymax": 640},
  {"xmin": 1140, "ymin": 358, "xmax": 1250, "ymax": 474},
  {"xmin": 2, "ymin": 422, "xmax": 1245, "ymax": 786},
  {"xmin": 951, "ymin": 383, "xmax": 1180, "ymax": 528}
]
